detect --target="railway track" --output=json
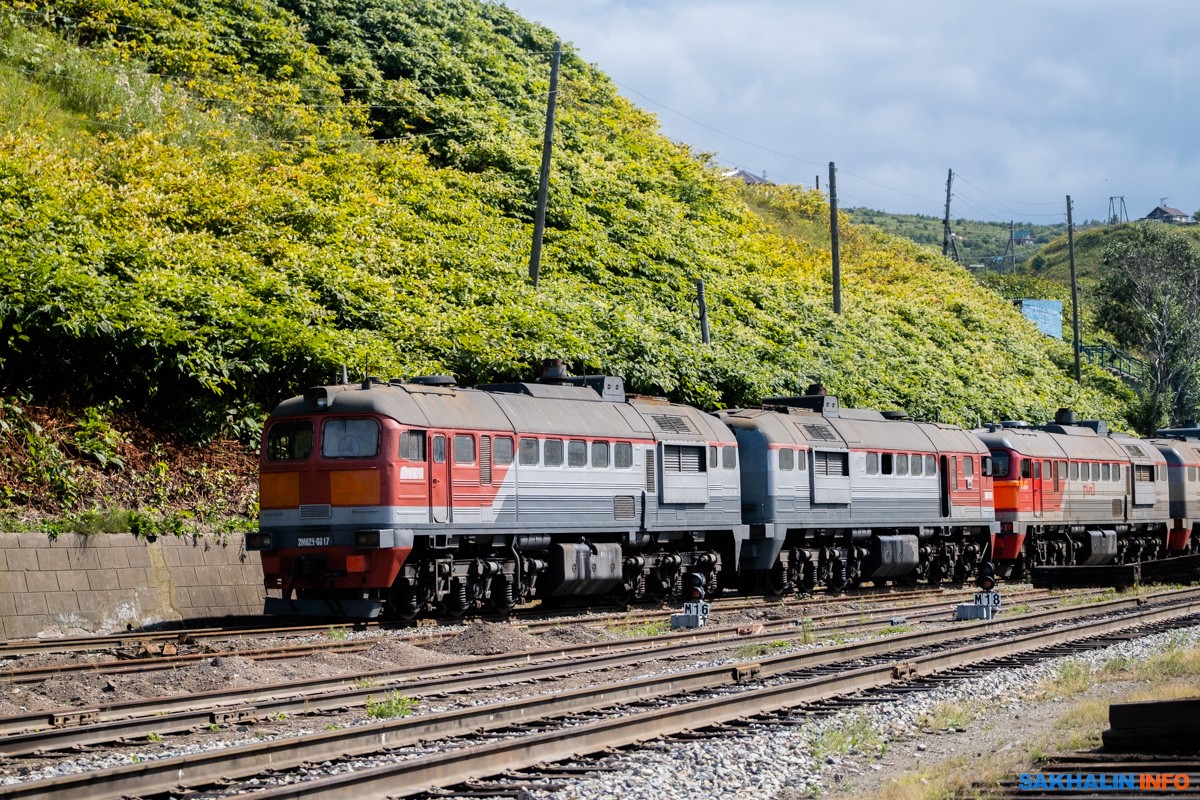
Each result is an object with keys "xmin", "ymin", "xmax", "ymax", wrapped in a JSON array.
[
  {"xmin": 0, "ymin": 589, "xmax": 1070, "ymax": 751},
  {"xmin": 0, "ymin": 583, "xmax": 965, "ymax": 660},
  {"xmin": 4, "ymin": 587, "xmax": 1198, "ymax": 800},
  {"xmin": 0, "ymin": 585, "xmax": 1061, "ymax": 684}
]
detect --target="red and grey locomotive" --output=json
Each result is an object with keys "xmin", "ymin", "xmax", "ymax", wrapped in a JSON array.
[{"xmin": 247, "ymin": 369, "xmax": 1200, "ymax": 617}]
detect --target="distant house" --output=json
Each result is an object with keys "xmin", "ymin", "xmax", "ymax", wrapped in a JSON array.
[
  {"xmin": 722, "ymin": 169, "xmax": 773, "ymax": 185},
  {"xmin": 1142, "ymin": 205, "xmax": 1192, "ymax": 224},
  {"xmin": 1014, "ymin": 230, "xmax": 1037, "ymax": 246}
]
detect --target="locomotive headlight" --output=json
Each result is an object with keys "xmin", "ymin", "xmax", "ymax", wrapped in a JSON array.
[
  {"xmin": 245, "ymin": 533, "xmax": 273, "ymax": 550},
  {"xmin": 355, "ymin": 530, "xmax": 381, "ymax": 548}
]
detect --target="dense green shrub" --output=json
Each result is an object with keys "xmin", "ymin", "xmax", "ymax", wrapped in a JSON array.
[{"xmin": 0, "ymin": 0, "xmax": 1131, "ymax": 450}]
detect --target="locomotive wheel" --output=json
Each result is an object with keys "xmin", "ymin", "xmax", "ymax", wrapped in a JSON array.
[{"xmin": 489, "ymin": 576, "xmax": 517, "ymax": 614}]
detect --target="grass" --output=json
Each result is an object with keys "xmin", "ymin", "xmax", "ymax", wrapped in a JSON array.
[
  {"xmin": 733, "ymin": 640, "xmax": 791, "ymax": 659},
  {"xmin": 809, "ymin": 712, "xmax": 886, "ymax": 761},
  {"xmin": 916, "ymin": 701, "xmax": 973, "ymax": 732},
  {"xmin": 365, "ymin": 691, "xmax": 418, "ymax": 720},
  {"xmin": 1042, "ymin": 659, "xmax": 1093, "ymax": 697},
  {"xmin": 326, "ymin": 626, "xmax": 348, "ymax": 641},
  {"xmin": 607, "ymin": 620, "xmax": 672, "ymax": 638},
  {"xmin": 874, "ymin": 624, "xmax": 913, "ymax": 637}
]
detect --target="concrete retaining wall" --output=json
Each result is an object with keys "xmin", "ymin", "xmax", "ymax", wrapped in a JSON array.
[{"xmin": 0, "ymin": 532, "xmax": 264, "ymax": 640}]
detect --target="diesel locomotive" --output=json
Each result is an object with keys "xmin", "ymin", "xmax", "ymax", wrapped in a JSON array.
[{"xmin": 247, "ymin": 367, "xmax": 1200, "ymax": 618}]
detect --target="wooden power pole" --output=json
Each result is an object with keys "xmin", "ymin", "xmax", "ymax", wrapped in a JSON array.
[
  {"xmin": 528, "ymin": 41, "xmax": 561, "ymax": 288},
  {"xmin": 941, "ymin": 168, "xmax": 954, "ymax": 258},
  {"xmin": 829, "ymin": 162, "xmax": 841, "ymax": 314},
  {"xmin": 1067, "ymin": 195, "xmax": 1081, "ymax": 382}
]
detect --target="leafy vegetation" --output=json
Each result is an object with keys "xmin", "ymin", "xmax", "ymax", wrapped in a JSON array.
[
  {"xmin": 847, "ymin": 208, "xmax": 1078, "ymax": 268},
  {"xmin": 0, "ymin": 0, "xmax": 1137, "ymax": 524},
  {"xmin": 365, "ymin": 691, "xmax": 418, "ymax": 720}
]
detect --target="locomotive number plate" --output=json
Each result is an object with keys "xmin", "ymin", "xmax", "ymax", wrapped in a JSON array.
[{"xmin": 297, "ymin": 536, "xmax": 332, "ymax": 547}]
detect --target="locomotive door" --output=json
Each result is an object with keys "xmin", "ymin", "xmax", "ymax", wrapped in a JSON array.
[
  {"xmin": 430, "ymin": 433, "xmax": 451, "ymax": 523},
  {"xmin": 939, "ymin": 455, "xmax": 953, "ymax": 517},
  {"xmin": 1031, "ymin": 460, "xmax": 1044, "ymax": 518}
]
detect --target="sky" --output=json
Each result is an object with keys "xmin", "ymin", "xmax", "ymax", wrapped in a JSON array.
[{"xmin": 501, "ymin": 1, "xmax": 1200, "ymax": 226}]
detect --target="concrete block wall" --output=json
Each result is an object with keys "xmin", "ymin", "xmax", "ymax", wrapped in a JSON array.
[{"xmin": 0, "ymin": 533, "xmax": 264, "ymax": 640}]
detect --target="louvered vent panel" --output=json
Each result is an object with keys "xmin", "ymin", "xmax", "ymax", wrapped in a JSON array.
[
  {"xmin": 646, "ymin": 451, "xmax": 656, "ymax": 491},
  {"xmin": 650, "ymin": 414, "xmax": 697, "ymax": 435},
  {"xmin": 1135, "ymin": 464, "xmax": 1154, "ymax": 482},
  {"xmin": 814, "ymin": 451, "xmax": 849, "ymax": 477},
  {"xmin": 479, "ymin": 435, "xmax": 492, "ymax": 485},
  {"xmin": 803, "ymin": 423, "xmax": 837, "ymax": 442},
  {"xmin": 1123, "ymin": 444, "xmax": 1147, "ymax": 458},
  {"xmin": 300, "ymin": 504, "xmax": 332, "ymax": 519},
  {"xmin": 614, "ymin": 496, "xmax": 636, "ymax": 520},
  {"xmin": 663, "ymin": 444, "xmax": 704, "ymax": 473}
]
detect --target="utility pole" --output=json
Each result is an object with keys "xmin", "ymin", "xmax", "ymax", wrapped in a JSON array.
[
  {"xmin": 1107, "ymin": 196, "xmax": 1128, "ymax": 224},
  {"xmin": 1067, "ymin": 195, "xmax": 1081, "ymax": 382},
  {"xmin": 941, "ymin": 168, "xmax": 954, "ymax": 258},
  {"xmin": 528, "ymin": 41, "xmax": 561, "ymax": 288},
  {"xmin": 829, "ymin": 161, "xmax": 841, "ymax": 314},
  {"xmin": 1009, "ymin": 221, "xmax": 1016, "ymax": 272},
  {"xmin": 696, "ymin": 279, "xmax": 711, "ymax": 344}
]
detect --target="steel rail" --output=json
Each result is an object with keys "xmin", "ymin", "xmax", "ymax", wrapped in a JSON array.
[
  {"xmin": 5, "ymin": 589, "xmax": 1198, "ymax": 800},
  {"xmin": 0, "ymin": 584, "xmax": 1034, "ymax": 658},
  {"xmin": 217, "ymin": 600, "xmax": 1200, "ymax": 800},
  {"xmin": 0, "ymin": 590, "xmax": 1074, "ymax": 750}
]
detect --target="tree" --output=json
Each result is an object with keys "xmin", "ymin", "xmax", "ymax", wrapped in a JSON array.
[{"xmin": 1097, "ymin": 224, "xmax": 1200, "ymax": 433}]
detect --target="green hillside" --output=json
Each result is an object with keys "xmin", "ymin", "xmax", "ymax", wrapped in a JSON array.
[
  {"xmin": 0, "ymin": 0, "xmax": 1133, "ymax": 524},
  {"xmin": 847, "ymin": 208, "xmax": 1074, "ymax": 268}
]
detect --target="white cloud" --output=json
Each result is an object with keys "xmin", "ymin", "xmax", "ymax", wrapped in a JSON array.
[{"xmin": 503, "ymin": 1, "xmax": 1200, "ymax": 220}]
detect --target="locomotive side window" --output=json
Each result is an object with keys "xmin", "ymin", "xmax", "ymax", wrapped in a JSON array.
[
  {"xmin": 1113, "ymin": 464, "xmax": 1121, "ymax": 482},
  {"xmin": 544, "ymin": 439, "xmax": 564, "ymax": 467},
  {"xmin": 1069, "ymin": 461, "xmax": 1079, "ymax": 481},
  {"xmin": 881, "ymin": 453, "xmax": 893, "ymax": 475},
  {"xmin": 1190, "ymin": 466, "xmax": 1197, "ymax": 482},
  {"xmin": 433, "ymin": 435, "xmax": 446, "ymax": 464},
  {"xmin": 709, "ymin": 446, "xmax": 719, "ymax": 469},
  {"xmin": 990, "ymin": 451, "xmax": 1010, "ymax": 478},
  {"xmin": 321, "ymin": 419, "xmax": 380, "ymax": 459},
  {"xmin": 266, "ymin": 420, "xmax": 314, "ymax": 461},
  {"xmin": 1102, "ymin": 463, "xmax": 1111, "ymax": 481},
  {"xmin": 519, "ymin": 438, "xmax": 539, "ymax": 466},
  {"xmin": 494, "ymin": 437, "xmax": 514, "ymax": 466},
  {"xmin": 1091, "ymin": 463, "xmax": 1101, "ymax": 481},
  {"xmin": 925, "ymin": 455, "xmax": 936, "ymax": 475},
  {"xmin": 399, "ymin": 431, "xmax": 426, "ymax": 461},
  {"xmin": 723, "ymin": 446, "xmax": 737, "ymax": 470},
  {"xmin": 964, "ymin": 457, "xmax": 974, "ymax": 477},
  {"xmin": 615, "ymin": 442, "xmax": 633, "ymax": 469},
  {"xmin": 568, "ymin": 440, "xmax": 587, "ymax": 467},
  {"xmin": 592, "ymin": 441, "xmax": 610, "ymax": 468},
  {"xmin": 895, "ymin": 453, "xmax": 908, "ymax": 476},
  {"xmin": 866, "ymin": 452, "xmax": 879, "ymax": 475},
  {"xmin": 1159, "ymin": 465, "xmax": 1167, "ymax": 481},
  {"xmin": 453, "ymin": 434, "xmax": 476, "ymax": 465},
  {"xmin": 1020, "ymin": 459, "xmax": 1030, "ymax": 479},
  {"xmin": 779, "ymin": 448, "xmax": 794, "ymax": 470},
  {"xmin": 911, "ymin": 455, "xmax": 924, "ymax": 476}
]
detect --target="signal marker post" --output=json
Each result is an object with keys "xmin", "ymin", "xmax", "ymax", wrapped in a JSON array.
[
  {"xmin": 671, "ymin": 573, "xmax": 710, "ymax": 628},
  {"xmin": 956, "ymin": 562, "xmax": 1002, "ymax": 620}
]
